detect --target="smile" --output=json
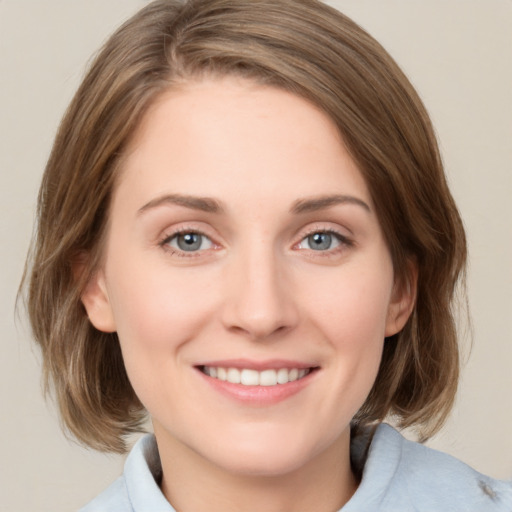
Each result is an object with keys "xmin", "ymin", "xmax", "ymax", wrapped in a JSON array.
[{"xmin": 200, "ymin": 366, "xmax": 313, "ymax": 386}]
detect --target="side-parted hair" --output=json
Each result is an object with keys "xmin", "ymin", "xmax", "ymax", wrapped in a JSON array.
[{"xmin": 24, "ymin": 0, "xmax": 467, "ymax": 453}]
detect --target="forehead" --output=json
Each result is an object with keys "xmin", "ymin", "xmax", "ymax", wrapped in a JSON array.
[{"xmin": 114, "ymin": 77, "xmax": 372, "ymax": 212}]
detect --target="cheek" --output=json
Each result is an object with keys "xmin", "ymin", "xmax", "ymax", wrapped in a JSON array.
[
  {"xmin": 103, "ymin": 254, "xmax": 220, "ymax": 399},
  {"xmin": 306, "ymin": 264, "xmax": 393, "ymax": 347},
  {"xmin": 107, "ymin": 255, "xmax": 215, "ymax": 343},
  {"xmin": 301, "ymin": 259, "xmax": 393, "ymax": 404}
]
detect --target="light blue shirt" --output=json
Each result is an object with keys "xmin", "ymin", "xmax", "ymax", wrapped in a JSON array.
[{"xmin": 80, "ymin": 423, "xmax": 512, "ymax": 511}]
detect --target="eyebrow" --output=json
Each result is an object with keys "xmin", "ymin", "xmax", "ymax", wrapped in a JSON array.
[
  {"xmin": 290, "ymin": 194, "xmax": 371, "ymax": 214},
  {"xmin": 138, "ymin": 194, "xmax": 224, "ymax": 215},
  {"xmin": 137, "ymin": 193, "xmax": 371, "ymax": 216}
]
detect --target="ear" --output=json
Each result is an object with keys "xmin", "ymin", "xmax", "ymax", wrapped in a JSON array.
[
  {"xmin": 385, "ymin": 260, "xmax": 418, "ymax": 337},
  {"xmin": 80, "ymin": 269, "xmax": 117, "ymax": 333}
]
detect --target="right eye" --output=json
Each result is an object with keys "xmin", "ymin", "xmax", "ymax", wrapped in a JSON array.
[{"xmin": 163, "ymin": 231, "xmax": 214, "ymax": 253}]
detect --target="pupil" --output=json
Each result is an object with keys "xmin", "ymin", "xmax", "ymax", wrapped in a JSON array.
[
  {"xmin": 309, "ymin": 232, "xmax": 331, "ymax": 251},
  {"xmin": 178, "ymin": 233, "xmax": 201, "ymax": 251}
]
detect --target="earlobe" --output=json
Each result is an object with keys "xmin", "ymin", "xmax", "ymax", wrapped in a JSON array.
[
  {"xmin": 385, "ymin": 262, "xmax": 418, "ymax": 337},
  {"xmin": 81, "ymin": 270, "xmax": 117, "ymax": 333}
]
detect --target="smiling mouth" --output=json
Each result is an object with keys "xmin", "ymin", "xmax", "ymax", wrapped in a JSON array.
[{"xmin": 198, "ymin": 366, "xmax": 317, "ymax": 386}]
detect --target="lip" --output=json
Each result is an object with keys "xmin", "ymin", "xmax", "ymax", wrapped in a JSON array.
[
  {"xmin": 196, "ymin": 358, "xmax": 315, "ymax": 371},
  {"xmin": 194, "ymin": 359, "xmax": 320, "ymax": 406}
]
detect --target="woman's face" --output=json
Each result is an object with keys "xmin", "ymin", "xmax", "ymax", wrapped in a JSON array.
[{"xmin": 84, "ymin": 77, "xmax": 412, "ymax": 476}]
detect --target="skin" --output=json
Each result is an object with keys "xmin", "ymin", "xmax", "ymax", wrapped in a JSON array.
[{"xmin": 83, "ymin": 77, "xmax": 415, "ymax": 512}]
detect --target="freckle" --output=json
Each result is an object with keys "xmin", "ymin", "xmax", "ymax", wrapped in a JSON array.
[{"xmin": 478, "ymin": 479, "xmax": 497, "ymax": 500}]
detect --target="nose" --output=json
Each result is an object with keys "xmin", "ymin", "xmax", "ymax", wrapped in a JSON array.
[{"xmin": 221, "ymin": 246, "xmax": 299, "ymax": 341}]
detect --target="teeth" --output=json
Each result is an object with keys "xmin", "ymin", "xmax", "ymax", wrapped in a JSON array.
[
  {"xmin": 260, "ymin": 369, "xmax": 277, "ymax": 386},
  {"xmin": 227, "ymin": 368, "xmax": 241, "ymax": 384},
  {"xmin": 240, "ymin": 369, "xmax": 259, "ymax": 386},
  {"xmin": 277, "ymin": 368, "xmax": 289, "ymax": 384},
  {"xmin": 202, "ymin": 366, "xmax": 312, "ymax": 386}
]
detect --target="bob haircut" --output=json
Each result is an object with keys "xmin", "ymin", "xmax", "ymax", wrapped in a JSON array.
[{"xmin": 25, "ymin": 0, "xmax": 466, "ymax": 453}]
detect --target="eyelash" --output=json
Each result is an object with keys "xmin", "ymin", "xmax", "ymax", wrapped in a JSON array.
[
  {"xmin": 159, "ymin": 226, "xmax": 353, "ymax": 258},
  {"xmin": 296, "ymin": 228, "xmax": 353, "ymax": 257},
  {"xmin": 159, "ymin": 227, "xmax": 215, "ymax": 258}
]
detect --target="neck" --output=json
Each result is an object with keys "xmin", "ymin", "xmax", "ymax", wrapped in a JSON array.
[{"xmin": 154, "ymin": 426, "xmax": 357, "ymax": 512}]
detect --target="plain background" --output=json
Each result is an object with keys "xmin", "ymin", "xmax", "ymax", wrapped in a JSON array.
[{"xmin": 1, "ymin": 1, "xmax": 511, "ymax": 510}]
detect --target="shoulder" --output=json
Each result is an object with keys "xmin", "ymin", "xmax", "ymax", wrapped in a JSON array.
[
  {"xmin": 79, "ymin": 434, "xmax": 175, "ymax": 512},
  {"xmin": 79, "ymin": 477, "xmax": 131, "ymax": 512},
  {"xmin": 344, "ymin": 423, "xmax": 512, "ymax": 512},
  {"xmin": 392, "ymin": 425, "xmax": 512, "ymax": 511}
]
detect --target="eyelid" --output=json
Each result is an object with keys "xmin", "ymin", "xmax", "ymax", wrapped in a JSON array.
[
  {"xmin": 166, "ymin": 231, "xmax": 213, "ymax": 251},
  {"xmin": 160, "ymin": 227, "xmax": 209, "ymax": 245},
  {"xmin": 293, "ymin": 224, "xmax": 354, "ymax": 255},
  {"xmin": 156, "ymin": 222, "xmax": 354, "ymax": 258},
  {"xmin": 158, "ymin": 224, "xmax": 221, "ymax": 257},
  {"xmin": 295, "ymin": 223, "xmax": 353, "ymax": 244}
]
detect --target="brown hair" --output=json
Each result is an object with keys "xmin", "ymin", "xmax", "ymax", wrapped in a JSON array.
[{"xmin": 24, "ymin": 0, "xmax": 466, "ymax": 453}]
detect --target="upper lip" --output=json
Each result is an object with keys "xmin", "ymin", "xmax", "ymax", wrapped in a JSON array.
[{"xmin": 195, "ymin": 359, "xmax": 319, "ymax": 371}]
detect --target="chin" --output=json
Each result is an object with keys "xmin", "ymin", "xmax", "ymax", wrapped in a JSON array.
[{"xmin": 199, "ymin": 426, "xmax": 340, "ymax": 478}]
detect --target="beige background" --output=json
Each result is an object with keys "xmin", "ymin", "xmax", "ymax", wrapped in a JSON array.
[{"xmin": 1, "ymin": 1, "xmax": 511, "ymax": 510}]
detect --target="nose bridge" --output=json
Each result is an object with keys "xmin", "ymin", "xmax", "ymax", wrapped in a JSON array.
[{"xmin": 222, "ymin": 237, "xmax": 298, "ymax": 339}]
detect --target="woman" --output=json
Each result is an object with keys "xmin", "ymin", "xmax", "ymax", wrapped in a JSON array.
[{"xmin": 24, "ymin": 0, "xmax": 511, "ymax": 510}]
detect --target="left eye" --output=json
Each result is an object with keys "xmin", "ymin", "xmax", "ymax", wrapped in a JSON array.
[
  {"xmin": 298, "ymin": 232, "xmax": 342, "ymax": 251},
  {"xmin": 165, "ymin": 232, "xmax": 213, "ymax": 252}
]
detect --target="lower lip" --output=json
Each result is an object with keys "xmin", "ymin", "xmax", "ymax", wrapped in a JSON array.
[{"xmin": 196, "ymin": 368, "xmax": 317, "ymax": 405}]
